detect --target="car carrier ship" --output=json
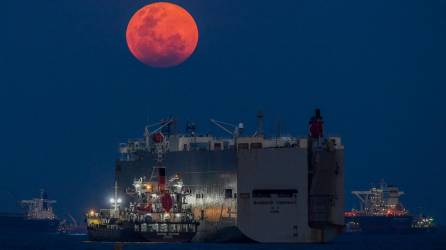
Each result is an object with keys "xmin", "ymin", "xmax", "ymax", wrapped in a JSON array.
[{"xmin": 87, "ymin": 110, "xmax": 345, "ymax": 243}]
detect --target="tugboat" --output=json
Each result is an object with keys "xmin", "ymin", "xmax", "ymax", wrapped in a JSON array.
[
  {"xmin": 412, "ymin": 214, "xmax": 436, "ymax": 232},
  {"xmin": 0, "ymin": 190, "xmax": 60, "ymax": 233},
  {"xmin": 345, "ymin": 180, "xmax": 436, "ymax": 233},
  {"xmin": 86, "ymin": 131, "xmax": 199, "ymax": 242}
]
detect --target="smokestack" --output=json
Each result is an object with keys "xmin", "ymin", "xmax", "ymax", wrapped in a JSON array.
[{"xmin": 257, "ymin": 111, "xmax": 264, "ymax": 137}]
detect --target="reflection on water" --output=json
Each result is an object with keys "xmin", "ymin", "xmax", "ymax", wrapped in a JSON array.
[
  {"xmin": 0, "ymin": 229, "xmax": 445, "ymax": 250},
  {"xmin": 114, "ymin": 242, "xmax": 123, "ymax": 250}
]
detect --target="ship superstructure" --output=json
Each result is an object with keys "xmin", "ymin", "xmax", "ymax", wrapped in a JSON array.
[
  {"xmin": 21, "ymin": 190, "xmax": 58, "ymax": 220},
  {"xmin": 345, "ymin": 181, "xmax": 412, "ymax": 233},
  {"xmin": 345, "ymin": 181, "xmax": 436, "ymax": 233},
  {"xmin": 101, "ymin": 110, "xmax": 344, "ymax": 243},
  {"xmin": 350, "ymin": 181, "xmax": 408, "ymax": 217}
]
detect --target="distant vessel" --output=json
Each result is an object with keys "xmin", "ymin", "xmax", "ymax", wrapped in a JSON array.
[
  {"xmin": 0, "ymin": 190, "xmax": 60, "ymax": 233},
  {"xmin": 345, "ymin": 181, "xmax": 436, "ymax": 233},
  {"xmin": 88, "ymin": 110, "xmax": 345, "ymax": 243},
  {"xmin": 411, "ymin": 213, "xmax": 436, "ymax": 233}
]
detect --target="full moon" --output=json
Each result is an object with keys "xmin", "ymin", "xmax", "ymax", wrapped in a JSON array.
[{"xmin": 126, "ymin": 2, "xmax": 199, "ymax": 68}]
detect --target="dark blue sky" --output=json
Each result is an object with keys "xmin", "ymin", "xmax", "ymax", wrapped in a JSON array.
[{"xmin": 2, "ymin": 0, "xmax": 445, "ymax": 222}]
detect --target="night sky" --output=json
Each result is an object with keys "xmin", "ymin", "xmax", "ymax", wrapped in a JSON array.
[{"xmin": 2, "ymin": 0, "xmax": 445, "ymax": 222}]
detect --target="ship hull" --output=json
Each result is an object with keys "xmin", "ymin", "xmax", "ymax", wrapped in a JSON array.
[
  {"xmin": 139, "ymin": 231, "xmax": 195, "ymax": 242},
  {"xmin": 116, "ymin": 150, "xmax": 239, "ymax": 242},
  {"xmin": 116, "ymin": 144, "xmax": 345, "ymax": 243},
  {"xmin": 0, "ymin": 213, "xmax": 59, "ymax": 233},
  {"xmin": 87, "ymin": 225, "xmax": 198, "ymax": 242},
  {"xmin": 87, "ymin": 226, "xmax": 143, "ymax": 242}
]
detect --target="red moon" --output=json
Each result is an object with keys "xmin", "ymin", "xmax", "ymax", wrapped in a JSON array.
[{"xmin": 126, "ymin": 2, "xmax": 199, "ymax": 68}]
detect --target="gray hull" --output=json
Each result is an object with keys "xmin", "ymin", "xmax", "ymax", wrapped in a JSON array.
[{"xmin": 116, "ymin": 138, "xmax": 344, "ymax": 243}]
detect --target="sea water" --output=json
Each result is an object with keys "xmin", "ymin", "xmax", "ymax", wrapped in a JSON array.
[{"xmin": 0, "ymin": 229, "xmax": 445, "ymax": 250}]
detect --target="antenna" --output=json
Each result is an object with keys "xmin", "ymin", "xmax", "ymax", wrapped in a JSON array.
[
  {"xmin": 276, "ymin": 118, "xmax": 282, "ymax": 139},
  {"xmin": 254, "ymin": 111, "xmax": 264, "ymax": 137},
  {"xmin": 186, "ymin": 121, "xmax": 197, "ymax": 135},
  {"xmin": 110, "ymin": 181, "xmax": 122, "ymax": 218}
]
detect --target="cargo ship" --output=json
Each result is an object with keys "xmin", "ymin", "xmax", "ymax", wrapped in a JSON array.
[
  {"xmin": 87, "ymin": 135, "xmax": 199, "ymax": 242},
  {"xmin": 0, "ymin": 190, "xmax": 60, "ymax": 233},
  {"xmin": 345, "ymin": 181, "xmax": 436, "ymax": 233},
  {"xmin": 88, "ymin": 110, "xmax": 345, "ymax": 243}
]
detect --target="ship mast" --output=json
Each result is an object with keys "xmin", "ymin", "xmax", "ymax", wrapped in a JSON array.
[{"xmin": 110, "ymin": 181, "xmax": 122, "ymax": 218}]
